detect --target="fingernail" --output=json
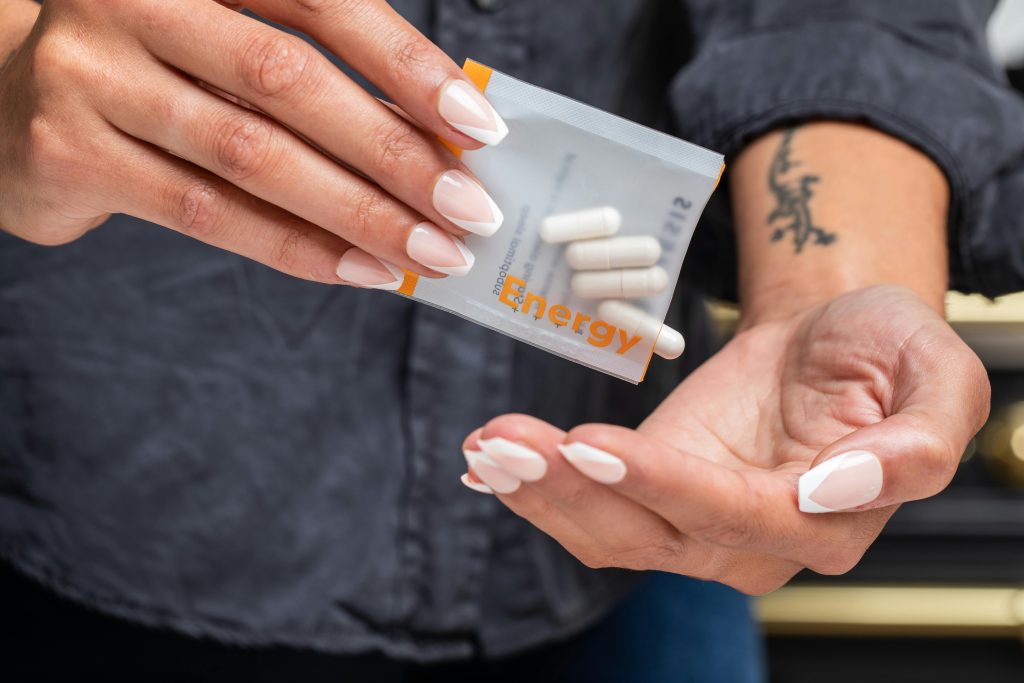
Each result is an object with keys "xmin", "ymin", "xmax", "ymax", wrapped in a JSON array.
[
  {"xmin": 461, "ymin": 472, "xmax": 494, "ymax": 495},
  {"xmin": 798, "ymin": 450, "xmax": 883, "ymax": 513},
  {"xmin": 479, "ymin": 437, "xmax": 547, "ymax": 482},
  {"xmin": 433, "ymin": 170, "xmax": 504, "ymax": 237},
  {"xmin": 406, "ymin": 222, "xmax": 475, "ymax": 276},
  {"xmin": 557, "ymin": 442, "xmax": 626, "ymax": 484},
  {"xmin": 439, "ymin": 79, "xmax": 509, "ymax": 146},
  {"xmin": 464, "ymin": 449, "xmax": 521, "ymax": 494},
  {"xmin": 336, "ymin": 249, "xmax": 404, "ymax": 290}
]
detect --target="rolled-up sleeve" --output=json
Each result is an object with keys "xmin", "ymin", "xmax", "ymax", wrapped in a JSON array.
[{"xmin": 672, "ymin": 0, "xmax": 1024, "ymax": 296}]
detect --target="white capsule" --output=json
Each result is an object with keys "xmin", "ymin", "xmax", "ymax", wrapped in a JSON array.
[
  {"xmin": 540, "ymin": 207, "xmax": 621, "ymax": 243},
  {"xmin": 565, "ymin": 236, "xmax": 662, "ymax": 270},
  {"xmin": 597, "ymin": 300, "xmax": 686, "ymax": 360},
  {"xmin": 571, "ymin": 266, "xmax": 668, "ymax": 299}
]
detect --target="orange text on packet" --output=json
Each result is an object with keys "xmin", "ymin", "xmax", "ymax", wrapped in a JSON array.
[{"xmin": 498, "ymin": 275, "xmax": 643, "ymax": 355}]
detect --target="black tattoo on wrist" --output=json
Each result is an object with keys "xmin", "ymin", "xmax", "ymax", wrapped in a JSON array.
[{"xmin": 767, "ymin": 127, "xmax": 836, "ymax": 253}]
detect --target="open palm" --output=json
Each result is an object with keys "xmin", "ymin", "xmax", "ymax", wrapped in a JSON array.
[{"xmin": 464, "ymin": 285, "xmax": 989, "ymax": 593}]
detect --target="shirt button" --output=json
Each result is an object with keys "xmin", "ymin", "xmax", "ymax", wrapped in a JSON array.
[{"xmin": 472, "ymin": 0, "xmax": 507, "ymax": 12}]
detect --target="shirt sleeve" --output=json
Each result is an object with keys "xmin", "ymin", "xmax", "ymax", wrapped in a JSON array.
[{"xmin": 672, "ymin": 0, "xmax": 1024, "ymax": 296}]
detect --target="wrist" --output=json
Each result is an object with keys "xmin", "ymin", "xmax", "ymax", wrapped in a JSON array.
[
  {"xmin": 738, "ymin": 269, "xmax": 878, "ymax": 330},
  {"xmin": 730, "ymin": 121, "xmax": 949, "ymax": 330}
]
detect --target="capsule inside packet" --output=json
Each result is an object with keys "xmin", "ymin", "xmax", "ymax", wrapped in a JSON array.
[{"xmin": 394, "ymin": 59, "xmax": 723, "ymax": 383}]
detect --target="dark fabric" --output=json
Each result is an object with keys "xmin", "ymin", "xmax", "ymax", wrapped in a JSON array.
[
  {"xmin": 0, "ymin": 0, "xmax": 713, "ymax": 663},
  {"xmin": 671, "ymin": 0, "xmax": 1024, "ymax": 300},
  {"xmin": 1, "ymin": 562, "xmax": 764, "ymax": 682},
  {"xmin": 3, "ymin": 0, "xmax": 1022, "ymax": 665}
]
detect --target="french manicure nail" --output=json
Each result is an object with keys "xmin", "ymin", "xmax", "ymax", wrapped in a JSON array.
[
  {"xmin": 557, "ymin": 442, "xmax": 626, "ymax": 484},
  {"xmin": 439, "ymin": 79, "xmax": 509, "ymax": 146},
  {"xmin": 406, "ymin": 222, "xmax": 475, "ymax": 276},
  {"xmin": 433, "ymin": 170, "xmax": 504, "ymax": 237},
  {"xmin": 479, "ymin": 437, "xmax": 547, "ymax": 482},
  {"xmin": 798, "ymin": 450, "xmax": 883, "ymax": 513},
  {"xmin": 336, "ymin": 249, "xmax": 404, "ymax": 290},
  {"xmin": 464, "ymin": 449, "xmax": 521, "ymax": 494},
  {"xmin": 461, "ymin": 472, "xmax": 494, "ymax": 495}
]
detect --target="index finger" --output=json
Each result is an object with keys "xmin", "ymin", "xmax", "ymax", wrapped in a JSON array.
[{"xmin": 242, "ymin": 0, "xmax": 508, "ymax": 148}]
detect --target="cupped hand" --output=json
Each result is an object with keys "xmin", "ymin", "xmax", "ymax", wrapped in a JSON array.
[
  {"xmin": 461, "ymin": 285, "xmax": 990, "ymax": 593},
  {"xmin": 0, "ymin": 0, "xmax": 505, "ymax": 283}
]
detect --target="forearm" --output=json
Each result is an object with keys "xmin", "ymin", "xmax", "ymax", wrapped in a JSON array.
[
  {"xmin": 0, "ymin": 0, "xmax": 38, "ymax": 66},
  {"xmin": 730, "ymin": 122, "xmax": 949, "ymax": 327}
]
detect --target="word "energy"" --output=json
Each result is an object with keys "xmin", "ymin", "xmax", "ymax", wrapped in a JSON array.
[{"xmin": 498, "ymin": 275, "xmax": 644, "ymax": 355}]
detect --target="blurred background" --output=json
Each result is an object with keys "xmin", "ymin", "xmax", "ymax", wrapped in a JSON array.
[{"xmin": 723, "ymin": 5, "xmax": 1024, "ymax": 679}]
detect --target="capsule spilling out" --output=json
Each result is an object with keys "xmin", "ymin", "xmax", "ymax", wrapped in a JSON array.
[
  {"xmin": 565, "ymin": 236, "xmax": 662, "ymax": 270},
  {"xmin": 571, "ymin": 266, "xmax": 668, "ymax": 299},
  {"xmin": 540, "ymin": 207, "xmax": 621, "ymax": 243},
  {"xmin": 597, "ymin": 300, "xmax": 685, "ymax": 360}
]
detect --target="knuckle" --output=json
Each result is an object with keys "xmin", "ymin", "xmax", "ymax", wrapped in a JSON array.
[
  {"xmin": 273, "ymin": 220, "xmax": 308, "ymax": 273},
  {"xmin": 698, "ymin": 519, "xmax": 755, "ymax": 548},
  {"xmin": 25, "ymin": 117, "xmax": 71, "ymax": 183},
  {"xmin": 385, "ymin": 35, "xmax": 434, "ymax": 79},
  {"xmin": 576, "ymin": 551, "xmax": 610, "ymax": 571},
  {"xmin": 732, "ymin": 574, "xmax": 790, "ymax": 597},
  {"xmin": 914, "ymin": 428, "xmax": 960, "ymax": 490},
  {"xmin": 237, "ymin": 32, "xmax": 315, "ymax": 99},
  {"xmin": 725, "ymin": 562, "xmax": 800, "ymax": 596},
  {"xmin": 614, "ymin": 539, "xmax": 683, "ymax": 572},
  {"xmin": 211, "ymin": 112, "xmax": 275, "ymax": 181},
  {"xmin": 370, "ymin": 119, "xmax": 421, "ymax": 178},
  {"xmin": 173, "ymin": 179, "xmax": 225, "ymax": 240},
  {"xmin": 812, "ymin": 547, "xmax": 866, "ymax": 576},
  {"xmin": 684, "ymin": 544, "xmax": 732, "ymax": 582},
  {"xmin": 289, "ymin": 0, "xmax": 338, "ymax": 18},
  {"xmin": 346, "ymin": 185, "xmax": 388, "ymax": 243}
]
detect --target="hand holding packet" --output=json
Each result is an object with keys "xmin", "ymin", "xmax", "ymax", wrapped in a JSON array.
[{"xmin": 393, "ymin": 60, "xmax": 723, "ymax": 383}]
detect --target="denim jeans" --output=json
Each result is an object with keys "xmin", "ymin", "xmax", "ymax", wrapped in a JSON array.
[{"xmin": 455, "ymin": 572, "xmax": 767, "ymax": 683}]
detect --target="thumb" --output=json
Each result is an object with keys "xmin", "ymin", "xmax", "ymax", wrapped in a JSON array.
[
  {"xmin": 797, "ymin": 414, "xmax": 956, "ymax": 513},
  {"xmin": 798, "ymin": 330, "xmax": 990, "ymax": 514}
]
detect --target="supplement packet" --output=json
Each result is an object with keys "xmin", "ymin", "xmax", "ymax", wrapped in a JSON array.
[{"xmin": 394, "ymin": 60, "xmax": 723, "ymax": 383}]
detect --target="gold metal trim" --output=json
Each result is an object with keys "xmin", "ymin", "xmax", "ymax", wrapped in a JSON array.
[{"xmin": 756, "ymin": 585, "xmax": 1024, "ymax": 638}]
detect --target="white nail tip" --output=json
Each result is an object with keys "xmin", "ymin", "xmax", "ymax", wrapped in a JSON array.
[
  {"xmin": 450, "ymin": 119, "xmax": 509, "ymax": 147},
  {"xmin": 368, "ymin": 261, "xmax": 406, "ymax": 291},
  {"xmin": 431, "ymin": 239, "xmax": 475, "ymax": 277},
  {"xmin": 443, "ymin": 192, "xmax": 504, "ymax": 237},
  {"xmin": 463, "ymin": 449, "xmax": 522, "ymax": 494},
  {"xmin": 556, "ymin": 442, "xmax": 627, "ymax": 484},
  {"xmin": 460, "ymin": 472, "xmax": 494, "ymax": 494},
  {"xmin": 479, "ymin": 437, "xmax": 547, "ymax": 482},
  {"xmin": 343, "ymin": 260, "xmax": 403, "ymax": 291}
]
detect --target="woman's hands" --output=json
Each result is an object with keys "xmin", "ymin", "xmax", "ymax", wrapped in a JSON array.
[
  {"xmin": 0, "ymin": 0, "xmax": 505, "ymax": 284},
  {"xmin": 461, "ymin": 285, "xmax": 990, "ymax": 594}
]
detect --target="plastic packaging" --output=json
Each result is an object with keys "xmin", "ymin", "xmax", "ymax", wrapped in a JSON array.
[{"xmin": 391, "ymin": 60, "xmax": 723, "ymax": 383}]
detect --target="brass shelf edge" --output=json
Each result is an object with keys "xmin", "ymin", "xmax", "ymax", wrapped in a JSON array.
[{"xmin": 756, "ymin": 585, "xmax": 1024, "ymax": 638}]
